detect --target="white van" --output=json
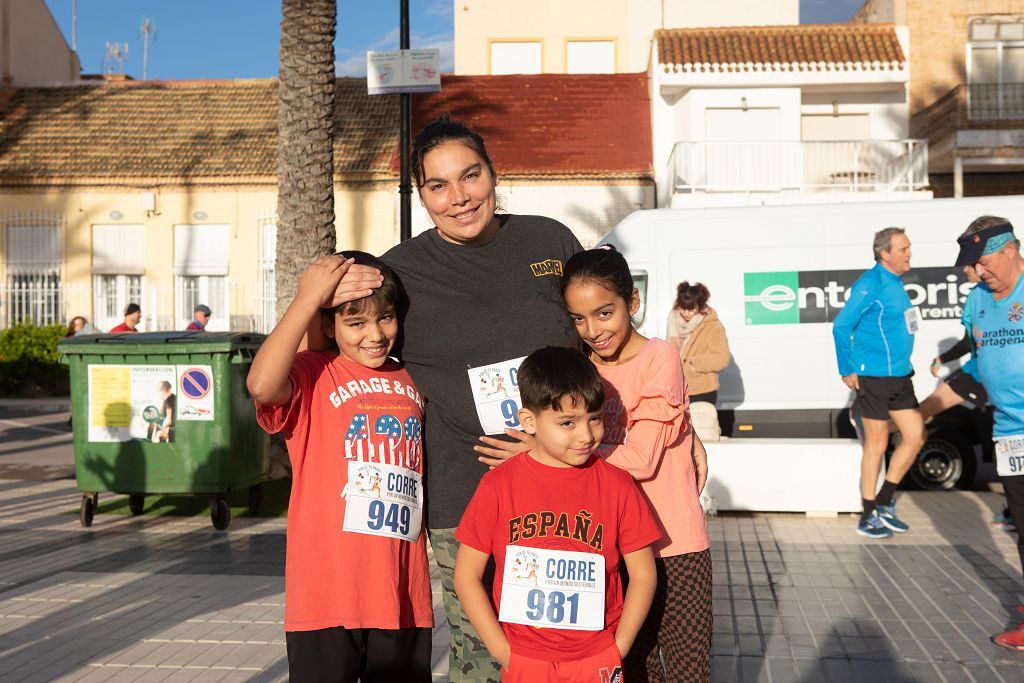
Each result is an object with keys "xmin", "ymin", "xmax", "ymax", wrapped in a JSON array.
[{"xmin": 600, "ymin": 196, "xmax": 1024, "ymax": 492}]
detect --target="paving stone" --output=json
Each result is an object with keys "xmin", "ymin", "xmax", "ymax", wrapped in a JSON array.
[{"xmin": 3, "ymin": 482, "xmax": 1024, "ymax": 680}]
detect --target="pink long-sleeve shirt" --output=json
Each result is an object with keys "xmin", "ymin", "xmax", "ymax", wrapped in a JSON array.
[{"xmin": 595, "ymin": 337, "xmax": 710, "ymax": 558}]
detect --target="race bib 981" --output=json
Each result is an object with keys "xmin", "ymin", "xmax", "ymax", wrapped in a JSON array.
[
  {"xmin": 498, "ymin": 545, "xmax": 605, "ymax": 631},
  {"xmin": 342, "ymin": 461, "xmax": 423, "ymax": 542},
  {"xmin": 996, "ymin": 436, "xmax": 1024, "ymax": 477}
]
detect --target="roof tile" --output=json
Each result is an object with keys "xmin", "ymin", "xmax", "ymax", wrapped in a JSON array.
[
  {"xmin": 657, "ymin": 24, "xmax": 905, "ymax": 73},
  {"xmin": 0, "ymin": 79, "xmax": 398, "ymax": 185}
]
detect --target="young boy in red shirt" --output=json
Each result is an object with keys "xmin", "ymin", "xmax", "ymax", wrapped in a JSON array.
[
  {"xmin": 454, "ymin": 346, "xmax": 659, "ymax": 682},
  {"xmin": 247, "ymin": 251, "xmax": 433, "ymax": 682}
]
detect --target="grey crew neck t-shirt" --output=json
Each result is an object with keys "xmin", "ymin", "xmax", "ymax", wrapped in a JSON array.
[{"xmin": 382, "ymin": 214, "xmax": 583, "ymax": 529}]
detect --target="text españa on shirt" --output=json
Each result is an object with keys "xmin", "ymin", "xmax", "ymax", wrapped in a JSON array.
[{"xmin": 508, "ymin": 509, "xmax": 604, "ymax": 551}]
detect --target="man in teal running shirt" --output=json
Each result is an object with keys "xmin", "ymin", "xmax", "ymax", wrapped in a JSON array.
[{"xmin": 955, "ymin": 215, "xmax": 1024, "ymax": 651}]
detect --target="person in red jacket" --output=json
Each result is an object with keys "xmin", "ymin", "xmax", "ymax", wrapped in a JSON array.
[
  {"xmin": 186, "ymin": 304, "xmax": 212, "ymax": 331},
  {"xmin": 108, "ymin": 303, "xmax": 141, "ymax": 333}
]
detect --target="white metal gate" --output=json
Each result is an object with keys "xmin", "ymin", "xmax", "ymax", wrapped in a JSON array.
[{"xmin": 2, "ymin": 210, "xmax": 65, "ymax": 327}]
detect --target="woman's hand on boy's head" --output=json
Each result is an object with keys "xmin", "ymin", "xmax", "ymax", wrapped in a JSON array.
[{"xmin": 475, "ymin": 428, "xmax": 535, "ymax": 468}]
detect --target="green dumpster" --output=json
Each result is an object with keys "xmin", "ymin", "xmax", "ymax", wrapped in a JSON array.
[{"xmin": 58, "ymin": 331, "xmax": 270, "ymax": 530}]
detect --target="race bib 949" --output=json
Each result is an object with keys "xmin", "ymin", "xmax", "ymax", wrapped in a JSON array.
[
  {"xmin": 498, "ymin": 545, "xmax": 606, "ymax": 631},
  {"xmin": 342, "ymin": 461, "xmax": 423, "ymax": 542},
  {"xmin": 996, "ymin": 436, "xmax": 1024, "ymax": 477}
]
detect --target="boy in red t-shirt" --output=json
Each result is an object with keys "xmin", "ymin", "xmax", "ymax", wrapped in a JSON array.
[
  {"xmin": 454, "ymin": 346, "xmax": 660, "ymax": 682},
  {"xmin": 248, "ymin": 251, "xmax": 433, "ymax": 682}
]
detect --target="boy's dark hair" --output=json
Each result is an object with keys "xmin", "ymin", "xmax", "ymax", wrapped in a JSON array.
[
  {"xmin": 124, "ymin": 303, "xmax": 141, "ymax": 316},
  {"xmin": 518, "ymin": 346, "xmax": 604, "ymax": 413},
  {"xmin": 411, "ymin": 115, "xmax": 497, "ymax": 188},
  {"xmin": 561, "ymin": 245, "xmax": 633, "ymax": 305},
  {"xmin": 322, "ymin": 251, "xmax": 399, "ymax": 317}
]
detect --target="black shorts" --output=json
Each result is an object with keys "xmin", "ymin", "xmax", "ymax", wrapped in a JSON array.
[
  {"xmin": 945, "ymin": 369, "xmax": 989, "ymax": 407},
  {"xmin": 856, "ymin": 374, "xmax": 919, "ymax": 420},
  {"xmin": 286, "ymin": 625, "xmax": 431, "ymax": 683}
]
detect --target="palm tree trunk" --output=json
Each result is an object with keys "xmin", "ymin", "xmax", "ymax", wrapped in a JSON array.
[{"xmin": 276, "ymin": 0, "xmax": 337, "ymax": 319}]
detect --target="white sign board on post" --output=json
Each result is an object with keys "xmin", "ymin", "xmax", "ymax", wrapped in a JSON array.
[{"xmin": 367, "ymin": 49, "xmax": 441, "ymax": 95}]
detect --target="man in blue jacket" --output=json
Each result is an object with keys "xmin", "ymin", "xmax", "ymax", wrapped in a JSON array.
[{"xmin": 832, "ymin": 227, "xmax": 926, "ymax": 539}]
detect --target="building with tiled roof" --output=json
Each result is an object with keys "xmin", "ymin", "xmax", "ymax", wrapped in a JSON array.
[
  {"xmin": 0, "ymin": 73, "xmax": 654, "ymax": 331},
  {"xmin": 858, "ymin": 0, "xmax": 1024, "ymax": 199},
  {"xmin": 450, "ymin": 0, "xmax": 928, "ymax": 209},
  {"xmin": 650, "ymin": 23, "xmax": 928, "ymax": 208},
  {"xmin": 0, "ymin": 77, "xmax": 404, "ymax": 333}
]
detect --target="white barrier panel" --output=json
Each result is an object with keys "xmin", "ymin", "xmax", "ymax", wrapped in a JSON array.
[{"xmin": 701, "ymin": 438, "xmax": 868, "ymax": 514}]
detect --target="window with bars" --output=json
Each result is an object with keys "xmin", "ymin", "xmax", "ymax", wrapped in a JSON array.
[
  {"xmin": 93, "ymin": 274, "xmax": 142, "ymax": 332},
  {"xmin": 4, "ymin": 222, "xmax": 63, "ymax": 326},
  {"xmin": 91, "ymin": 225, "xmax": 145, "ymax": 331},
  {"xmin": 175, "ymin": 275, "xmax": 228, "ymax": 331},
  {"xmin": 174, "ymin": 225, "xmax": 230, "ymax": 330}
]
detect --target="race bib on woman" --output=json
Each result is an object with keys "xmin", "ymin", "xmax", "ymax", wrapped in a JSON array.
[
  {"xmin": 342, "ymin": 461, "xmax": 423, "ymax": 541},
  {"xmin": 498, "ymin": 545, "xmax": 605, "ymax": 631},
  {"xmin": 995, "ymin": 436, "xmax": 1024, "ymax": 477},
  {"xmin": 467, "ymin": 357, "xmax": 525, "ymax": 435}
]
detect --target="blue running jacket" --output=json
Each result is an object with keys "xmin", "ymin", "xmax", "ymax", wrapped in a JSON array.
[{"xmin": 832, "ymin": 263, "xmax": 915, "ymax": 378}]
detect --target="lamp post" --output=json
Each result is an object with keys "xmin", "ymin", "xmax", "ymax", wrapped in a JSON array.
[{"xmin": 400, "ymin": 0, "xmax": 411, "ymax": 241}]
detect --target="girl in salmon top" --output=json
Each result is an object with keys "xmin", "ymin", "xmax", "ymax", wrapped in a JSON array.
[{"xmin": 562, "ymin": 245, "xmax": 713, "ymax": 683}]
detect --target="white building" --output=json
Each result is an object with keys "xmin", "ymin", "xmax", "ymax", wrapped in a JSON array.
[{"xmin": 651, "ymin": 23, "xmax": 931, "ymax": 208}]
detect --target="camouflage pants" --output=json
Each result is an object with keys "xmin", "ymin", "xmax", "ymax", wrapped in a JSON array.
[{"xmin": 429, "ymin": 528, "xmax": 502, "ymax": 683}]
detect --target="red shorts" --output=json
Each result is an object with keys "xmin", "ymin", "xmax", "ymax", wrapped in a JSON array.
[{"xmin": 502, "ymin": 642, "xmax": 623, "ymax": 682}]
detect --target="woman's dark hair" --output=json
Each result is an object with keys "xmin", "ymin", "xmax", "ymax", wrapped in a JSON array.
[
  {"xmin": 124, "ymin": 303, "xmax": 141, "ymax": 317},
  {"xmin": 411, "ymin": 116, "xmax": 496, "ymax": 188},
  {"xmin": 322, "ymin": 251, "xmax": 400, "ymax": 317},
  {"xmin": 674, "ymin": 282, "xmax": 710, "ymax": 312},
  {"xmin": 561, "ymin": 245, "xmax": 633, "ymax": 305},
  {"xmin": 518, "ymin": 346, "xmax": 604, "ymax": 413},
  {"xmin": 65, "ymin": 316, "xmax": 86, "ymax": 337}
]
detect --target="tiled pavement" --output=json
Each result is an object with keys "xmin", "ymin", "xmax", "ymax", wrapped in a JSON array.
[{"xmin": 0, "ymin": 479, "xmax": 1022, "ymax": 681}]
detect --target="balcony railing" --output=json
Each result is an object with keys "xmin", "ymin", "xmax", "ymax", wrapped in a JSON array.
[
  {"xmin": 911, "ymin": 83, "xmax": 1024, "ymax": 144},
  {"xmin": 667, "ymin": 140, "xmax": 929, "ymax": 195}
]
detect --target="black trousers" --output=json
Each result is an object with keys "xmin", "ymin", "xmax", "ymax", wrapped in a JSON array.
[
  {"xmin": 286, "ymin": 625, "xmax": 432, "ymax": 683},
  {"xmin": 689, "ymin": 390, "xmax": 718, "ymax": 405},
  {"xmin": 1003, "ymin": 474, "xmax": 1024, "ymax": 584}
]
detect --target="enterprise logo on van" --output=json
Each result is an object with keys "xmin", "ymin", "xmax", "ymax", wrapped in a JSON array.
[{"xmin": 744, "ymin": 268, "xmax": 976, "ymax": 325}]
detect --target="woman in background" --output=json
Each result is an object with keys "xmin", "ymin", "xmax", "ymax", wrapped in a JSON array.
[{"xmin": 666, "ymin": 282, "xmax": 730, "ymax": 405}]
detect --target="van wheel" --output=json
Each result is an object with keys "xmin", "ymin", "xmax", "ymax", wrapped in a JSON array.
[{"xmin": 909, "ymin": 430, "xmax": 976, "ymax": 491}]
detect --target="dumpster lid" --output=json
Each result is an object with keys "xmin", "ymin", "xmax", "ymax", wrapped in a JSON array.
[{"xmin": 58, "ymin": 331, "xmax": 265, "ymax": 354}]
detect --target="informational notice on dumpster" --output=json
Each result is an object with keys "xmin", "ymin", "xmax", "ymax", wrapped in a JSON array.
[
  {"xmin": 88, "ymin": 365, "xmax": 178, "ymax": 442},
  {"xmin": 176, "ymin": 364, "xmax": 215, "ymax": 421}
]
